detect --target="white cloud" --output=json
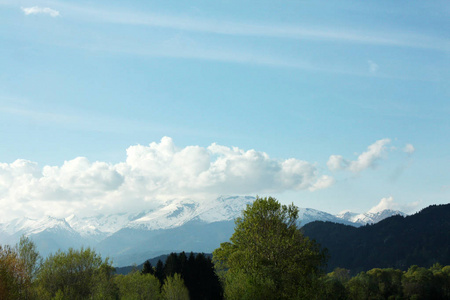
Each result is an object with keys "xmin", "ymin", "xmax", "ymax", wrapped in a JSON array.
[
  {"xmin": 327, "ymin": 138, "xmax": 391, "ymax": 173},
  {"xmin": 368, "ymin": 196, "xmax": 419, "ymax": 214},
  {"xmin": 368, "ymin": 196, "xmax": 396, "ymax": 213},
  {"xmin": 368, "ymin": 60, "xmax": 379, "ymax": 74},
  {"xmin": 21, "ymin": 6, "xmax": 60, "ymax": 17},
  {"xmin": 403, "ymin": 143, "xmax": 415, "ymax": 154},
  {"xmin": 0, "ymin": 137, "xmax": 332, "ymax": 220},
  {"xmin": 327, "ymin": 155, "xmax": 348, "ymax": 171},
  {"xmin": 309, "ymin": 175, "xmax": 335, "ymax": 191}
]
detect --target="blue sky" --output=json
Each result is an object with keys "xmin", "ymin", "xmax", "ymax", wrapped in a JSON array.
[{"xmin": 0, "ymin": 0, "xmax": 449, "ymax": 220}]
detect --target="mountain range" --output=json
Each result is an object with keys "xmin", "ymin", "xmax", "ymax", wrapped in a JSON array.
[
  {"xmin": 302, "ymin": 203, "xmax": 450, "ymax": 274},
  {"xmin": 0, "ymin": 196, "xmax": 405, "ymax": 266}
]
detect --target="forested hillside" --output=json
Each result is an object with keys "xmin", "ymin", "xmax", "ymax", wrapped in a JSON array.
[{"xmin": 302, "ymin": 204, "xmax": 450, "ymax": 274}]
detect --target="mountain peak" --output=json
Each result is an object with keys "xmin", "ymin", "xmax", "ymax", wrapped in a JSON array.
[{"xmin": 337, "ymin": 209, "xmax": 406, "ymax": 225}]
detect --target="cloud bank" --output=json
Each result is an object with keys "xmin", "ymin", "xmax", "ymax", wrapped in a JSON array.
[
  {"xmin": 21, "ymin": 6, "xmax": 60, "ymax": 17},
  {"xmin": 0, "ymin": 137, "xmax": 333, "ymax": 220}
]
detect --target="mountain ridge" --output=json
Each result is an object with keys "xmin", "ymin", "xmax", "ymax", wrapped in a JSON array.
[
  {"xmin": 301, "ymin": 203, "xmax": 450, "ymax": 274},
  {"xmin": 0, "ymin": 195, "xmax": 406, "ymax": 266}
]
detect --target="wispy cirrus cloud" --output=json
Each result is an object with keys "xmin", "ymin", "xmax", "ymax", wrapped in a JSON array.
[
  {"xmin": 21, "ymin": 6, "xmax": 60, "ymax": 17},
  {"xmin": 80, "ymin": 7, "xmax": 448, "ymax": 51},
  {"xmin": 22, "ymin": 1, "xmax": 449, "ymax": 52}
]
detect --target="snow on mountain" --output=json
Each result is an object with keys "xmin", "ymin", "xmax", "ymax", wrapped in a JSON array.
[
  {"xmin": 65, "ymin": 212, "xmax": 142, "ymax": 241},
  {"xmin": 126, "ymin": 195, "xmax": 254, "ymax": 230},
  {"xmin": 0, "ymin": 197, "xmax": 407, "ymax": 241},
  {"xmin": 336, "ymin": 209, "xmax": 406, "ymax": 225},
  {"xmin": 0, "ymin": 216, "xmax": 76, "ymax": 236},
  {"xmin": 336, "ymin": 210, "xmax": 359, "ymax": 221},
  {"xmin": 0, "ymin": 196, "xmax": 408, "ymax": 266},
  {"xmin": 297, "ymin": 208, "xmax": 355, "ymax": 226},
  {"xmin": 196, "ymin": 195, "xmax": 254, "ymax": 223}
]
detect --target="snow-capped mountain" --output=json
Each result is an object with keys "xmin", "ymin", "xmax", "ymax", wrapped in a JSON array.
[
  {"xmin": 63, "ymin": 196, "xmax": 254, "ymax": 235},
  {"xmin": 0, "ymin": 216, "xmax": 85, "ymax": 258},
  {"xmin": 336, "ymin": 209, "xmax": 406, "ymax": 225},
  {"xmin": 297, "ymin": 208, "xmax": 355, "ymax": 226},
  {"xmin": 0, "ymin": 196, "xmax": 406, "ymax": 266}
]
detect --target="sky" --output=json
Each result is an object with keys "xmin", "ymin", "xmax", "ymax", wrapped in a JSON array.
[{"xmin": 0, "ymin": 0, "xmax": 449, "ymax": 221}]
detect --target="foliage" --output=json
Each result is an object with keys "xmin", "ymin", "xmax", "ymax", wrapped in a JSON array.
[
  {"xmin": 35, "ymin": 247, "xmax": 117, "ymax": 299},
  {"xmin": 213, "ymin": 196, "xmax": 327, "ymax": 300},
  {"xmin": 16, "ymin": 235, "xmax": 42, "ymax": 281},
  {"xmin": 161, "ymin": 273, "xmax": 190, "ymax": 300},
  {"xmin": 0, "ymin": 244, "xmax": 28, "ymax": 299},
  {"xmin": 0, "ymin": 236, "xmax": 41, "ymax": 300},
  {"xmin": 115, "ymin": 271, "xmax": 161, "ymax": 300},
  {"xmin": 341, "ymin": 264, "xmax": 450, "ymax": 300}
]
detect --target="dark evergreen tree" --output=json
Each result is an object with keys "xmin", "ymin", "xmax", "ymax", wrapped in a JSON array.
[
  {"xmin": 155, "ymin": 259, "xmax": 165, "ymax": 285},
  {"xmin": 142, "ymin": 260, "xmax": 154, "ymax": 275},
  {"xmin": 164, "ymin": 252, "xmax": 181, "ymax": 277}
]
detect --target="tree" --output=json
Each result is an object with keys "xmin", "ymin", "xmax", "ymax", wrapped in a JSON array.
[
  {"xmin": 0, "ymin": 244, "xmax": 27, "ymax": 299},
  {"xmin": 115, "ymin": 271, "xmax": 161, "ymax": 300},
  {"xmin": 142, "ymin": 260, "xmax": 155, "ymax": 275},
  {"xmin": 213, "ymin": 196, "xmax": 327, "ymax": 300},
  {"xmin": 16, "ymin": 235, "xmax": 41, "ymax": 281},
  {"xmin": 35, "ymin": 247, "xmax": 117, "ymax": 299},
  {"xmin": 155, "ymin": 259, "xmax": 165, "ymax": 285},
  {"xmin": 162, "ymin": 273, "xmax": 190, "ymax": 300}
]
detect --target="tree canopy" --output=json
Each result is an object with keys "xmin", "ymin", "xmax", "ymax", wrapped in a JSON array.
[
  {"xmin": 213, "ymin": 196, "xmax": 327, "ymax": 299},
  {"xmin": 35, "ymin": 247, "xmax": 117, "ymax": 299}
]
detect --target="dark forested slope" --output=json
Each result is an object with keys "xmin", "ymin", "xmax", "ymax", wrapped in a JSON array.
[{"xmin": 302, "ymin": 204, "xmax": 450, "ymax": 274}]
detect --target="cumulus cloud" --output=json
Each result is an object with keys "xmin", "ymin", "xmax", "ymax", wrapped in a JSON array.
[
  {"xmin": 368, "ymin": 196, "xmax": 419, "ymax": 214},
  {"xmin": 0, "ymin": 137, "xmax": 333, "ymax": 220},
  {"xmin": 309, "ymin": 175, "xmax": 335, "ymax": 191},
  {"xmin": 327, "ymin": 138, "xmax": 391, "ymax": 173},
  {"xmin": 403, "ymin": 143, "xmax": 415, "ymax": 154},
  {"xmin": 21, "ymin": 6, "xmax": 60, "ymax": 17},
  {"xmin": 368, "ymin": 196, "xmax": 396, "ymax": 213}
]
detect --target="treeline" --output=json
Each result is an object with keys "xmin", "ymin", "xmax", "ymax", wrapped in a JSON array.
[
  {"xmin": 0, "ymin": 236, "xmax": 222, "ymax": 299},
  {"xmin": 322, "ymin": 265, "xmax": 450, "ymax": 300}
]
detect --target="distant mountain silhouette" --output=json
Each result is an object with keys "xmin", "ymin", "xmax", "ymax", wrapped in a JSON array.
[{"xmin": 302, "ymin": 204, "xmax": 450, "ymax": 274}]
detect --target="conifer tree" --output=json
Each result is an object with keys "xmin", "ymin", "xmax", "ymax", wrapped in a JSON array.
[{"xmin": 142, "ymin": 260, "xmax": 154, "ymax": 275}]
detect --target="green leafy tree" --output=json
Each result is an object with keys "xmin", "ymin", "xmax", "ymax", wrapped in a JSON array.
[
  {"xmin": 320, "ymin": 277, "xmax": 347, "ymax": 300},
  {"xmin": 0, "ymin": 244, "xmax": 27, "ymax": 299},
  {"xmin": 213, "ymin": 196, "xmax": 327, "ymax": 300},
  {"xmin": 35, "ymin": 247, "xmax": 117, "ymax": 300},
  {"xmin": 16, "ymin": 236, "xmax": 41, "ymax": 299},
  {"xmin": 162, "ymin": 273, "xmax": 190, "ymax": 300},
  {"xmin": 402, "ymin": 265, "xmax": 438, "ymax": 300},
  {"xmin": 115, "ymin": 271, "xmax": 161, "ymax": 300},
  {"xmin": 16, "ymin": 235, "xmax": 42, "ymax": 281}
]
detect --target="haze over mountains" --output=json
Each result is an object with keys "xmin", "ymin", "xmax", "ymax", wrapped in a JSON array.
[{"xmin": 0, "ymin": 196, "xmax": 405, "ymax": 266}]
